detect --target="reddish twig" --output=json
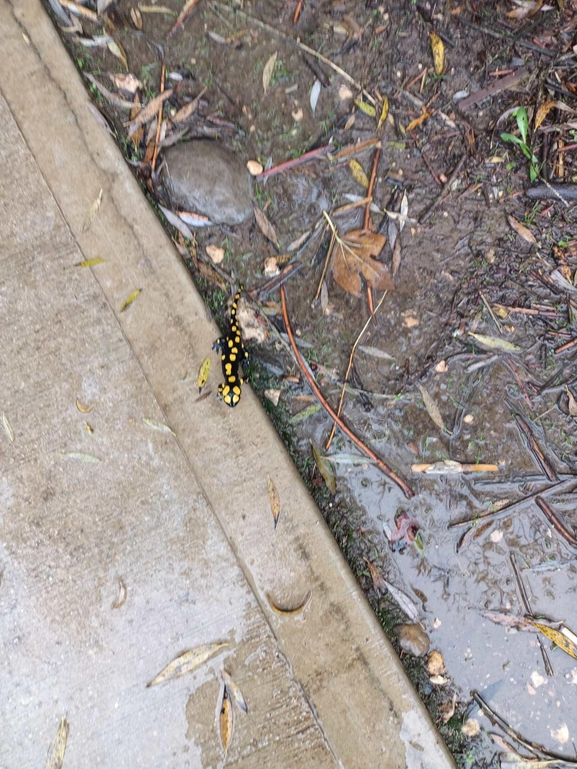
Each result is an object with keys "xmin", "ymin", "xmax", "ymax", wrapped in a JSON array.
[
  {"xmin": 554, "ymin": 337, "xmax": 577, "ymax": 355},
  {"xmin": 167, "ymin": 0, "xmax": 202, "ymax": 38},
  {"xmin": 363, "ymin": 146, "xmax": 381, "ymax": 230},
  {"xmin": 256, "ymin": 145, "xmax": 330, "ymax": 181},
  {"xmin": 151, "ymin": 63, "xmax": 166, "ymax": 172},
  {"xmin": 280, "ymin": 286, "xmax": 414, "ymax": 498},
  {"xmin": 293, "ymin": 0, "xmax": 303, "ymax": 23},
  {"xmin": 535, "ymin": 496, "xmax": 577, "ymax": 548}
]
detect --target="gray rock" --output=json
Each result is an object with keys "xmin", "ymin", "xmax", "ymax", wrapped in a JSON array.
[
  {"xmin": 395, "ymin": 623, "xmax": 430, "ymax": 657},
  {"xmin": 161, "ymin": 141, "xmax": 253, "ymax": 226}
]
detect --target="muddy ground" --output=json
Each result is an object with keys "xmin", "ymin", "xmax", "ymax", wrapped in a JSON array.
[{"xmin": 46, "ymin": 0, "xmax": 577, "ymax": 766}]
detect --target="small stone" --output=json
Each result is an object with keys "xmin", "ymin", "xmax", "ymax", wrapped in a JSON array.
[
  {"xmin": 206, "ymin": 244, "xmax": 225, "ymax": 264},
  {"xmin": 264, "ymin": 388, "xmax": 281, "ymax": 406},
  {"xmin": 292, "ymin": 107, "xmax": 304, "ymax": 122},
  {"xmin": 247, "ymin": 160, "xmax": 263, "ymax": 176},
  {"xmin": 426, "ymin": 650, "xmax": 446, "ymax": 677},
  {"xmin": 162, "ymin": 141, "xmax": 253, "ymax": 226},
  {"xmin": 263, "ymin": 257, "xmax": 280, "ymax": 277},
  {"xmin": 395, "ymin": 623, "xmax": 430, "ymax": 657},
  {"xmin": 462, "ymin": 719, "xmax": 480, "ymax": 737},
  {"xmin": 435, "ymin": 360, "xmax": 447, "ymax": 373},
  {"xmin": 463, "ymin": 413, "xmax": 474, "ymax": 424}
]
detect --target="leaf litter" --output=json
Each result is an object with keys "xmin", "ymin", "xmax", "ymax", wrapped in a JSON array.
[{"xmin": 147, "ymin": 641, "xmax": 229, "ymax": 687}]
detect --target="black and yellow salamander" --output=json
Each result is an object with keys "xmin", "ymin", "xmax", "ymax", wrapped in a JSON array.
[{"xmin": 213, "ymin": 286, "xmax": 249, "ymax": 407}]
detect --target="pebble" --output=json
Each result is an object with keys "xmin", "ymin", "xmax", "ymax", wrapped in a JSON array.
[
  {"xmin": 395, "ymin": 623, "xmax": 430, "ymax": 657},
  {"xmin": 162, "ymin": 141, "xmax": 253, "ymax": 226}
]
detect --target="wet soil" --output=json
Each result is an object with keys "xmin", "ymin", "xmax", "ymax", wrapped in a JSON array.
[{"xmin": 47, "ymin": 0, "xmax": 577, "ymax": 765}]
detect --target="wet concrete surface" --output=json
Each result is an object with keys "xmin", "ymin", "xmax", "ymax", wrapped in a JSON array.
[{"xmin": 0, "ymin": 2, "xmax": 456, "ymax": 766}]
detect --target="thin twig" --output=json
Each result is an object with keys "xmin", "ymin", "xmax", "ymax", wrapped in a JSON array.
[
  {"xmin": 364, "ymin": 146, "xmax": 381, "ymax": 230},
  {"xmin": 510, "ymin": 553, "xmax": 554, "ymax": 676},
  {"xmin": 280, "ymin": 286, "xmax": 414, "ymax": 498},
  {"xmin": 513, "ymin": 412, "xmax": 558, "ymax": 482},
  {"xmin": 325, "ymin": 292, "xmax": 388, "ymax": 450},
  {"xmin": 535, "ymin": 496, "xmax": 577, "ymax": 548},
  {"xmin": 418, "ymin": 155, "xmax": 466, "ymax": 223},
  {"xmin": 256, "ymin": 145, "xmax": 331, "ymax": 181},
  {"xmin": 151, "ymin": 63, "xmax": 166, "ymax": 172}
]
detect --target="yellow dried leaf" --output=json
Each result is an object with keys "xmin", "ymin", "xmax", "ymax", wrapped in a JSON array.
[
  {"xmin": 82, "ymin": 188, "xmax": 103, "ymax": 232},
  {"xmin": 354, "ymin": 98, "xmax": 376, "ymax": 118},
  {"xmin": 45, "ymin": 716, "xmax": 69, "ymax": 769},
  {"xmin": 406, "ymin": 108, "xmax": 431, "ymax": 132},
  {"xmin": 311, "ymin": 443, "xmax": 336, "ymax": 495},
  {"xmin": 267, "ymin": 475, "xmax": 281, "ymax": 527},
  {"xmin": 330, "ymin": 229, "xmax": 392, "ymax": 297},
  {"xmin": 349, "ymin": 159, "xmax": 369, "ymax": 188},
  {"xmin": 123, "ymin": 89, "xmax": 173, "ymax": 133},
  {"xmin": 107, "ymin": 40, "xmax": 128, "ymax": 70},
  {"xmin": 534, "ymin": 622, "xmax": 577, "ymax": 660},
  {"xmin": 263, "ymin": 51, "xmax": 277, "ymax": 93},
  {"xmin": 418, "ymin": 384, "xmax": 451, "ymax": 435},
  {"xmin": 430, "ymin": 31, "xmax": 445, "ymax": 75},
  {"xmin": 142, "ymin": 418, "xmax": 175, "ymax": 436},
  {"xmin": 147, "ymin": 641, "xmax": 229, "ymax": 687},
  {"xmin": 219, "ymin": 686, "xmax": 234, "ymax": 755},
  {"xmin": 111, "ymin": 577, "xmax": 127, "ymax": 609},
  {"xmin": 75, "ymin": 257, "xmax": 105, "ymax": 267},
  {"xmin": 266, "ymin": 591, "xmax": 312, "ymax": 615},
  {"xmin": 119, "ymin": 288, "xmax": 141, "ymax": 313},
  {"xmin": 377, "ymin": 96, "xmax": 389, "ymax": 130},
  {"xmin": 2, "ymin": 412, "xmax": 14, "ymax": 443},
  {"xmin": 197, "ymin": 356, "xmax": 211, "ymax": 392},
  {"xmin": 469, "ymin": 332, "xmax": 521, "ymax": 352},
  {"xmin": 507, "ymin": 215, "xmax": 537, "ymax": 245},
  {"xmin": 76, "ymin": 398, "xmax": 93, "ymax": 413},
  {"xmin": 64, "ymin": 452, "xmax": 100, "ymax": 462},
  {"xmin": 535, "ymin": 100, "xmax": 556, "ymax": 130}
]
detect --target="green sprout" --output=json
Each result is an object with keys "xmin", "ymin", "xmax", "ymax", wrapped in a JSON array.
[{"xmin": 501, "ymin": 107, "xmax": 540, "ymax": 182}]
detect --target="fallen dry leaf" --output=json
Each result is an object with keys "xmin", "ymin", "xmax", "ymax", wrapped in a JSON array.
[
  {"xmin": 507, "ymin": 215, "xmax": 537, "ymax": 245},
  {"xmin": 123, "ymin": 89, "xmax": 173, "ymax": 135},
  {"xmin": 566, "ymin": 386, "xmax": 577, "ymax": 417},
  {"xmin": 267, "ymin": 475, "xmax": 281, "ymax": 527},
  {"xmin": 45, "ymin": 716, "xmax": 69, "ymax": 769},
  {"xmin": 330, "ymin": 229, "xmax": 392, "ymax": 297},
  {"xmin": 311, "ymin": 443, "xmax": 336, "ymax": 495},
  {"xmin": 82, "ymin": 188, "xmax": 103, "ymax": 232},
  {"xmin": 354, "ymin": 98, "xmax": 376, "ymax": 118},
  {"xmin": 130, "ymin": 7, "xmax": 143, "ymax": 28},
  {"xmin": 349, "ymin": 158, "xmax": 369, "ymax": 188},
  {"xmin": 147, "ymin": 641, "xmax": 229, "ymax": 687},
  {"xmin": 167, "ymin": 0, "xmax": 202, "ymax": 38},
  {"xmin": 426, "ymin": 650, "xmax": 446, "ymax": 677},
  {"xmin": 430, "ymin": 31, "xmax": 445, "ymax": 75},
  {"xmin": 377, "ymin": 96, "xmax": 389, "ymax": 130},
  {"xmin": 406, "ymin": 107, "xmax": 431, "ymax": 132},
  {"xmin": 221, "ymin": 666, "xmax": 248, "ymax": 713},
  {"xmin": 254, "ymin": 206, "xmax": 279, "ymax": 248},
  {"xmin": 263, "ymin": 51, "xmax": 277, "ymax": 93},
  {"xmin": 108, "ymin": 72, "xmax": 142, "ymax": 94},
  {"xmin": 439, "ymin": 693, "xmax": 457, "ymax": 723},
  {"xmin": 363, "ymin": 557, "xmax": 387, "ymax": 595},
  {"xmin": 142, "ymin": 418, "xmax": 175, "ymax": 436},
  {"xmin": 2, "ymin": 412, "xmax": 14, "ymax": 443},
  {"xmin": 418, "ymin": 384, "xmax": 451, "ymax": 435},
  {"xmin": 219, "ymin": 685, "xmax": 234, "ymax": 755},
  {"xmin": 119, "ymin": 288, "xmax": 142, "ymax": 313},
  {"xmin": 469, "ymin": 332, "xmax": 521, "ymax": 352},
  {"xmin": 107, "ymin": 39, "xmax": 128, "ymax": 70},
  {"xmin": 111, "ymin": 577, "xmax": 127, "ymax": 609}
]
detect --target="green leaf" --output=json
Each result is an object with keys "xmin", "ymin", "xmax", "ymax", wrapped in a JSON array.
[
  {"xmin": 501, "ymin": 132, "xmax": 523, "ymax": 147},
  {"xmin": 514, "ymin": 107, "xmax": 529, "ymax": 144}
]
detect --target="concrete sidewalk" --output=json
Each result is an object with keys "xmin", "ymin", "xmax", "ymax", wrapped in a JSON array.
[{"xmin": 0, "ymin": 2, "xmax": 455, "ymax": 767}]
